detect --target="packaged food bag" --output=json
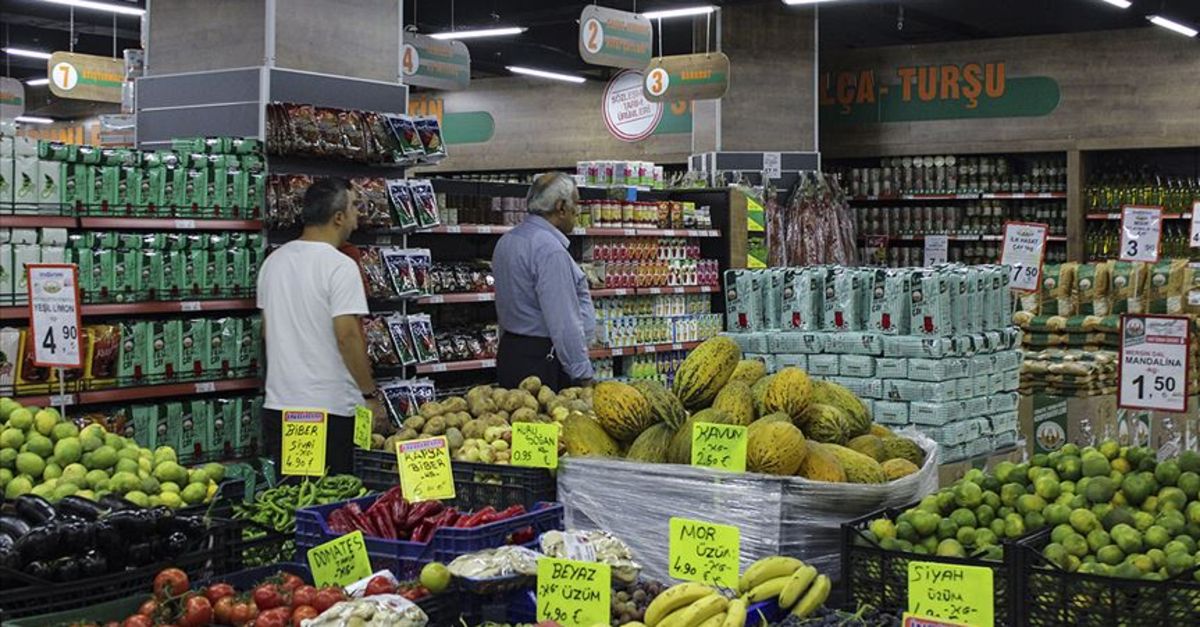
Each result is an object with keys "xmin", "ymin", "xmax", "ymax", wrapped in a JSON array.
[
  {"xmin": 1109, "ymin": 261, "xmax": 1147, "ymax": 314},
  {"xmin": 1147, "ymin": 259, "xmax": 1189, "ymax": 314},
  {"xmin": 1073, "ymin": 261, "xmax": 1111, "ymax": 315}
]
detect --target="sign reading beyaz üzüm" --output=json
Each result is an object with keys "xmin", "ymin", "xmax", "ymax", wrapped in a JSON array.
[
  {"xmin": 47, "ymin": 52, "xmax": 124, "ymax": 103},
  {"xmin": 642, "ymin": 53, "xmax": 730, "ymax": 103},
  {"xmin": 402, "ymin": 33, "xmax": 470, "ymax": 91},
  {"xmin": 579, "ymin": 5, "xmax": 652, "ymax": 70}
]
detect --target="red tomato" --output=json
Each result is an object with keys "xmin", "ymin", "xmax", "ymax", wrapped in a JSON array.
[
  {"xmin": 312, "ymin": 588, "xmax": 344, "ymax": 613},
  {"xmin": 137, "ymin": 598, "xmax": 158, "ymax": 616},
  {"xmin": 122, "ymin": 617, "xmax": 152, "ymax": 627},
  {"xmin": 289, "ymin": 606, "xmax": 318, "ymax": 626},
  {"xmin": 205, "ymin": 582, "xmax": 236, "ymax": 604},
  {"xmin": 153, "ymin": 568, "xmax": 190, "ymax": 600},
  {"xmin": 213, "ymin": 596, "xmax": 235, "ymax": 625},
  {"xmin": 290, "ymin": 585, "xmax": 318, "ymax": 608},
  {"xmin": 252, "ymin": 584, "xmax": 284, "ymax": 611},
  {"xmin": 177, "ymin": 595, "xmax": 213, "ymax": 627},
  {"xmin": 253, "ymin": 607, "xmax": 291, "ymax": 627},
  {"xmin": 364, "ymin": 575, "xmax": 394, "ymax": 596},
  {"xmin": 278, "ymin": 572, "xmax": 304, "ymax": 592},
  {"xmin": 229, "ymin": 602, "xmax": 258, "ymax": 627}
]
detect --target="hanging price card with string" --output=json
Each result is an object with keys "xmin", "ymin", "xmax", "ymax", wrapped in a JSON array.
[
  {"xmin": 396, "ymin": 436, "xmax": 455, "ymax": 502},
  {"xmin": 1119, "ymin": 314, "xmax": 1190, "ymax": 412},
  {"xmin": 1120, "ymin": 205, "xmax": 1163, "ymax": 262},
  {"xmin": 281, "ymin": 409, "xmax": 327, "ymax": 477},
  {"xmin": 1190, "ymin": 201, "xmax": 1200, "ymax": 248},
  {"xmin": 511, "ymin": 422, "xmax": 560, "ymax": 469},
  {"xmin": 907, "ymin": 561, "xmax": 994, "ymax": 627},
  {"xmin": 536, "ymin": 558, "xmax": 611, "ymax": 627},
  {"xmin": 1000, "ymin": 221, "xmax": 1047, "ymax": 293}
]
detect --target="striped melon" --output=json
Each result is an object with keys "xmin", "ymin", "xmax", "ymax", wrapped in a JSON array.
[
  {"xmin": 563, "ymin": 414, "xmax": 620, "ymax": 457},
  {"xmin": 796, "ymin": 441, "xmax": 847, "ymax": 482},
  {"xmin": 812, "ymin": 380, "xmax": 871, "ymax": 438},
  {"xmin": 820, "ymin": 443, "xmax": 886, "ymax": 483},
  {"xmin": 801, "ymin": 403, "xmax": 851, "ymax": 445},
  {"xmin": 593, "ymin": 380, "xmax": 653, "ymax": 442},
  {"xmin": 747, "ymin": 422, "xmax": 807, "ymax": 475},
  {"xmin": 630, "ymin": 379, "xmax": 687, "ymax": 430},
  {"xmin": 667, "ymin": 408, "xmax": 732, "ymax": 464},
  {"xmin": 762, "ymin": 367, "xmax": 813, "ymax": 421},
  {"xmin": 672, "ymin": 336, "xmax": 741, "ymax": 410},
  {"xmin": 748, "ymin": 412, "xmax": 792, "ymax": 437},
  {"xmin": 729, "ymin": 359, "xmax": 768, "ymax": 386},
  {"xmin": 712, "ymin": 381, "xmax": 756, "ymax": 426},
  {"xmin": 625, "ymin": 423, "xmax": 674, "ymax": 463},
  {"xmin": 751, "ymin": 374, "xmax": 775, "ymax": 417}
]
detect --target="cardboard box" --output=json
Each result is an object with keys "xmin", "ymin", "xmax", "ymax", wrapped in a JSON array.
[
  {"xmin": 162, "ymin": 402, "xmax": 184, "ymax": 454},
  {"xmin": 938, "ymin": 445, "xmax": 1023, "ymax": 487},
  {"xmin": 1019, "ymin": 393, "xmax": 1118, "ymax": 457},
  {"xmin": 1137, "ymin": 395, "xmax": 1200, "ymax": 460}
]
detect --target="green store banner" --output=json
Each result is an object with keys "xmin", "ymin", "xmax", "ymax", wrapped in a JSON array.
[{"xmin": 402, "ymin": 33, "xmax": 470, "ymax": 91}]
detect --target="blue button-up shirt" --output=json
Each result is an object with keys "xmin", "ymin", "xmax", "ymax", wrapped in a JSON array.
[{"xmin": 492, "ymin": 215, "xmax": 596, "ymax": 380}]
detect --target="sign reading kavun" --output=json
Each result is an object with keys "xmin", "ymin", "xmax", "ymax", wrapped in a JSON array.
[
  {"xmin": 819, "ymin": 61, "xmax": 1060, "ymax": 124},
  {"xmin": 579, "ymin": 5, "xmax": 652, "ymax": 70},
  {"xmin": 402, "ymin": 33, "xmax": 470, "ymax": 90},
  {"xmin": 47, "ymin": 52, "xmax": 123, "ymax": 103},
  {"xmin": 643, "ymin": 53, "xmax": 730, "ymax": 103}
]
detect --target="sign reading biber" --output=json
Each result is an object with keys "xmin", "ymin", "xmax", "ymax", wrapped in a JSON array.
[
  {"xmin": 396, "ymin": 436, "xmax": 455, "ymax": 501},
  {"xmin": 907, "ymin": 561, "xmax": 994, "ymax": 627},
  {"xmin": 579, "ymin": 5, "xmax": 652, "ymax": 70},
  {"xmin": 281, "ymin": 410, "xmax": 327, "ymax": 476},
  {"xmin": 536, "ymin": 558, "xmax": 611, "ymax": 627},
  {"xmin": 353, "ymin": 405, "xmax": 373, "ymax": 450},
  {"xmin": 668, "ymin": 517, "xmax": 740, "ymax": 589},
  {"xmin": 47, "ymin": 52, "xmax": 123, "ymax": 103}
]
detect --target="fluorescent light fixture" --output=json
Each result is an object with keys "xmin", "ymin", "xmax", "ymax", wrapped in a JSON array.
[
  {"xmin": 25, "ymin": 78, "xmax": 50, "ymax": 86},
  {"xmin": 507, "ymin": 66, "xmax": 586, "ymax": 84},
  {"xmin": 1097, "ymin": 0, "xmax": 1132, "ymax": 8},
  {"xmin": 3, "ymin": 47, "xmax": 52, "ymax": 60},
  {"xmin": 15, "ymin": 116, "xmax": 54, "ymax": 124},
  {"xmin": 782, "ymin": 0, "xmax": 841, "ymax": 5},
  {"xmin": 1148, "ymin": 14, "xmax": 1198, "ymax": 37},
  {"xmin": 40, "ymin": 0, "xmax": 145, "ymax": 16},
  {"xmin": 429, "ymin": 26, "xmax": 526, "ymax": 40},
  {"xmin": 642, "ymin": 5, "xmax": 716, "ymax": 19}
]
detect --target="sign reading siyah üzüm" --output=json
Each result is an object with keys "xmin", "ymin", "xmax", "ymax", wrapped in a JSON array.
[{"xmin": 819, "ymin": 62, "xmax": 1060, "ymax": 124}]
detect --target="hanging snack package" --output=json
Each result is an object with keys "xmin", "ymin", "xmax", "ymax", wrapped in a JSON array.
[
  {"xmin": 87, "ymin": 324, "xmax": 120, "ymax": 385},
  {"xmin": 1074, "ymin": 260, "xmax": 1112, "ymax": 316},
  {"xmin": 414, "ymin": 116, "xmax": 447, "ymax": 161},
  {"xmin": 385, "ymin": 114, "xmax": 425, "ymax": 160},
  {"xmin": 336, "ymin": 110, "xmax": 368, "ymax": 162},
  {"xmin": 313, "ymin": 107, "xmax": 344, "ymax": 157},
  {"xmin": 409, "ymin": 179, "xmax": 442, "ymax": 228},
  {"xmin": 1147, "ymin": 259, "xmax": 1189, "ymax": 314},
  {"xmin": 362, "ymin": 111, "xmax": 398, "ymax": 163},
  {"xmin": 380, "ymin": 247, "xmax": 419, "ymax": 296},
  {"xmin": 284, "ymin": 104, "xmax": 322, "ymax": 154},
  {"xmin": 408, "ymin": 314, "xmax": 440, "ymax": 363},
  {"xmin": 350, "ymin": 178, "xmax": 393, "ymax": 228},
  {"xmin": 361, "ymin": 316, "xmax": 400, "ymax": 366},
  {"xmin": 381, "ymin": 379, "xmax": 418, "ymax": 420},
  {"xmin": 1109, "ymin": 261, "xmax": 1147, "ymax": 314},
  {"xmin": 385, "ymin": 179, "xmax": 419, "ymax": 230},
  {"xmin": 408, "ymin": 248, "xmax": 433, "ymax": 296},
  {"xmin": 412, "ymin": 378, "xmax": 437, "ymax": 408},
  {"xmin": 359, "ymin": 247, "xmax": 396, "ymax": 300},
  {"xmin": 386, "ymin": 314, "xmax": 418, "ymax": 365}
]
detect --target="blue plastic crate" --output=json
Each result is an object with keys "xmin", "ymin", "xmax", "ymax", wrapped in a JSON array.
[{"xmin": 295, "ymin": 495, "xmax": 563, "ymax": 579}]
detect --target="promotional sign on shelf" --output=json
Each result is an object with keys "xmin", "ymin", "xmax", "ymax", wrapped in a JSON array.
[
  {"xmin": 923, "ymin": 235, "xmax": 949, "ymax": 265},
  {"xmin": 1119, "ymin": 314, "xmax": 1190, "ymax": 413},
  {"xmin": 642, "ymin": 52, "xmax": 731, "ymax": 103},
  {"xmin": 402, "ymin": 32, "xmax": 470, "ymax": 90},
  {"xmin": 307, "ymin": 530, "xmax": 372, "ymax": 588},
  {"xmin": 353, "ymin": 405, "xmax": 372, "ymax": 450},
  {"xmin": 27, "ymin": 264, "xmax": 82, "ymax": 368},
  {"xmin": 579, "ymin": 5, "xmax": 652, "ymax": 70},
  {"xmin": 907, "ymin": 561, "xmax": 994, "ymax": 627},
  {"xmin": 536, "ymin": 558, "xmax": 611, "ymax": 627},
  {"xmin": 1190, "ymin": 201, "xmax": 1200, "ymax": 248},
  {"xmin": 762, "ymin": 152, "xmax": 782, "ymax": 179},
  {"xmin": 281, "ymin": 409, "xmax": 328, "ymax": 476},
  {"xmin": 1000, "ymin": 221, "xmax": 1048, "ymax": 293},
  {"xmin": 690, "ymin": 422, "xmax": 748, "ymax": 472},
  {"xmin": 603, "ymin": 70, "xmax": 663, "ymax": 142},
  {"xmin": 47, "ymin": 52, "xmax": 124, "ymax": 103},
  {"xmin": 1119, "ymin": 205, "xmax": 1162, "ymax": 262},
  {"xmin": 396, "ymin": 436, "xmax": 456, "ymax": 502},
  {"xmin": 668, "ymin": 517, "xmax": 740, "ymax": 589},
  {"xmin": 511, "ymin": 422, "xmax": 560, "ymax": 469}
]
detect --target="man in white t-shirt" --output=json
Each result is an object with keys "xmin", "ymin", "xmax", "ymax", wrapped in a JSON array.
[{"xmin": 256, "ymin": 177, "xmax": 383, "ymax": 474}]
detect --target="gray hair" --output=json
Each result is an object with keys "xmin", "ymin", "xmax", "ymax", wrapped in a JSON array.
[{"xmin": 526, "ymin": 172, "xmax": 577, "ymax": 215}]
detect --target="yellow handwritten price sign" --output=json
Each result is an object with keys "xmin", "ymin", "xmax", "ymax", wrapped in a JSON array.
[
  {"xmin": 512, "ymin": 422, "xmax": 560, "ymax": 469},
  {"xmin": 281, "ymin": 409, "xmax": 327, "ymax": 476},
  {"xmin": 396, "ymin": 436, "xmax": 456, "ymax": 502},
  {"xmin": 353, "ymin": 405, "xmax": 373, "ymax": 450},
  {"xmin": 902, "ymin": 613, "xmax": 972, "ymax": 627},
  {"xmin": 536, "ymin": 558, "xmax": 611, "ymax": 627},
  {"xmin": 307, "ymin": 530, "xmax": 373, "ymax": 588},
  {"xmin": 908, "ymin": 561, "xmax": 994, "ymax": 627},
  {"xmin": 690, "ymin": 422, "xmax": 747, "ymax": 472},
  {"xmin": 668, "ymin": 517, "xmax": 740, "ymax": 589}
]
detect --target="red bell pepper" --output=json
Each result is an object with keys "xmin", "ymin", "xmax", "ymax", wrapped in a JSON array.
[
  {"xmin": 405, "ymin": 501, "xmax": 443, "ymax": 530},
  {"xmin": 492, "ymin": 504, "xmax": 526, "ymax": 521},
  {"xmin": 342, "ymin": 502, "xmax": 373, "ymax": 534},
  {"xmin": 373, "ymin": 506, "xmax": 398, "ymax": 539},
  {"xmin": 390, "ymin": 498, "xmax": 410, "ymax": 530},
  {"xmin": 509, "ymin": 527, "xmax": 536, "ymax": 546},
  {"xmin": 327, "ymin": 509, "xmax": 353, "ymax": 534},
  {"xmin": 456, "ymin": 506, "xmax": 496, "ymax": 528},
  {"xmin": 411, "ymin": 521, "xmax": 434, "ymax": 543}
]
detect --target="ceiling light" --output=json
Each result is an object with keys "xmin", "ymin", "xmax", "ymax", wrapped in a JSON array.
[
  {"xmin": 782, "ymin": 0, "xmax": 841, "ymax": 5},
  {"xmin": 15, "ymin": 116, "xmax": 54, "ymax": 124},
  {"xmin": 25, "ymin": 78, "xmax": 50, "ymax": 86},
  {"xmin": 429, "ymin": 26, "xmax": 526, "ymax": 40},
  {"xmin": 507, "ymin": 66, "xmax": 586, "ymax": 84},
  {"xmin": 1148, "ymin": 14, "xmax": 1198, "ymax": 37},
  {"xmin": 1097, "ymin": 0, "xmax": 1132, "ymax": 8},
  {"xmin": 642, "ymin": 5, "xmax": 716, "ymax": 20},
  {"xmin": 3, "ymin": 47, "xmax": 52, "ymax": 60},
  {"xmin": 40, "ymin": 0, "xmax": 145, "ymax": 16}
]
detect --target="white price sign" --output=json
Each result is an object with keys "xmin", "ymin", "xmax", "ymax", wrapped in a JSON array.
[
  {"xmin": 1001, "ymin": 221, "xmax": 1048, "ymax": 293},
  {"xmin": 924, "ymin": 235, "xmax": 949, "ymax": 265},
  {"xmin": 1119, "ymin": 206, "xmax": 1162, "ymax": 262},
  {"xmin": 1190, "ymin": 201, "xmax": 1200, "ymax": 248},
  {"xmin": 1120, "ymin": 315, "xmax": 1190, "ymax": 412},
  {"xmin": 763, "ymin": 152, "xmax": 782, "ymax": 179},
  {"xmin": 27, "ymin": 264, "xmax": 83, "ymax": 368}
]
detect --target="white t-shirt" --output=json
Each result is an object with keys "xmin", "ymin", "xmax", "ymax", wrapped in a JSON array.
[{"xmin": 256, "ymin": 240, "xmax": 369, "ymax": 415}]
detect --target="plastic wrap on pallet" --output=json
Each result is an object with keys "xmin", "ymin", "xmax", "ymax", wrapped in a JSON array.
[{"xmin": 557, "ymin": 430, "xmax": 939, "ymax": 582}]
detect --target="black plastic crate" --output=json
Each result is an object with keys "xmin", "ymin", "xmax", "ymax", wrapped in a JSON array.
[
  {"xmin": 353, "ymin": 449, "xmax": 556, "ymax": 510},
  {"xmin": 219, "ymin": 517, "xmax": 296, "ymax": 573},
  {"xmin": 1013, "ymin": 527, "xmax": 1200, "ymax": 627},
  {"xmin": 180, "ymin": 477, "xmax": 247, "ymax": 518},
  {"xmin": 841, "ymin": 504, "xmax": 1016, "ymax": 626}
]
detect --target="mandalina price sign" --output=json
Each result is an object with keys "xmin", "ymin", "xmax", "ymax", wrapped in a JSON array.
[
  {"xmin": 536, "ymin": 558, "xmax": 611, "ymax": 627},
  {"xmin": 307, "ymin": 530, "xmax": 372, "ymax": 588},
  {"xmin": 281, "ymin": 409, "xmax": 327, "ymax": 476},
  {"xmin": 511, "ymin": 422, "xmax": 560, "ymax": 469},
  {"xmin": 396, "ymin": 436, "xmax": 455, "ymax": 502}
]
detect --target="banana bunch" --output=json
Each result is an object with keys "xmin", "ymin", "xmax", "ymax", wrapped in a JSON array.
[
  {"xmin": 738, "ymin": 556, "xmax": 830, "ymax": 618},
  {"xmin": 640, "ymin": 582, "xmax": 745, "ymax": 627}
]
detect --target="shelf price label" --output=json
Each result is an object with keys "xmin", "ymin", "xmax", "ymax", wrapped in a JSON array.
[
  {"xmin": 512, "ymin": 422, "xmax": 560, "ymax": 469},
  {"xmin": 1119, "ymin": 314, "xmax": 1189, "ymax": 412},
  {"xmin": 536, "ymin": 558, "xmax": 611, "ymax": 627},
  {"xmin": 924, "ymin": 235, "xmax": 949, "ymax": 265},
  {"xmin": 668, "ymin": 517, "xmax": 740, "ymax": 589},
  {"xmin": 282, "ymin": 410, "xmax": 327, "ymax": 477},
  {"xmin": 1190, "ymin": 201, "xmax": 1200, "ymax": 248},
  {"xmin": 307, "ymin": 530, "xmax": 372, "ymax": 588},
  {"xmin": 907, "ymin": 561, "xmax": 994, "ymax": 627},
  {"xmin": 1000, "ymin": 221, "xmax": 1048, "ymax": 293},
  {"xmin": 690, "ymin": 422, "xmax": 747, "ymax": 472},
  {"xmin": 1120, "ymin": 205, "xmax": 1162, "ymax": 262},
  {"xmin": 27, "ymin": 264, "xmax": 82, "ymax": 368},
  {"xmin": 353, "ymin": 405, "xmax": 373, "ymax": 450},
  {"xmin": 396, "ymin": 436, "xmax": 456, "ymax": 502}
]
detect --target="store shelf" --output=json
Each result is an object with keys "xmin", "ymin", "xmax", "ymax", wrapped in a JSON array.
[
  {"xmin": 1087, "ymin": 212, "xmax": 1190, "ymax": 220},
  {"xmin": 406, "ymin": 285, "xmax": 718, "ymax": 306},
  {"xmin": 425, "ymin": 224, "xmax": 513, "ymax": 235},
  {"xmin": 858, "ymin": 233, "xmax": 1066, "ymax": 243},
  {"xmin": 412, "ymin": 340, "xmax": 709, "ymax": 374},
  {"xmin": 417, "ymin": 225, "xmax": 721, "ymax": 238},
  {"xmin": 639, "ymin": 340, "xmax": 704, "ymax": 353},
  {"xmin": 850, "ymin": 192, "xmax": 1065, "ymax": 202},
  {"xmin": 13, "ymin": 377, "xmax": 262, "ymax": 408},
  {"xmin": 3, "ymin": 215, "xmax": 76, "ymax": 228},
  {"xmin": 639, "ymin": 285, "xmax": 719, "ymax": 295},
  {"xmin": 415, "ymin": 359, "xmax": 497, "ymax": 374},
  {"xmin": 0, "ymin": 298, "xmax": 258, "ymax": 320},
  {"xmin": 78, "ymin": 217, "xmax": 264, "ymax": 231},
  {"xmin": 981, "ymin": 192, "xmax": 1067, "ymax": 199}
]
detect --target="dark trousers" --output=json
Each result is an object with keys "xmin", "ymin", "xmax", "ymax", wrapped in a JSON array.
[
  {"xmin": 497, "ymin": 332, "xmax": 574, "ymax": 392},
  {"xmin": 263, "ymin": 409, "xmax": 355, "ymax": 477}
]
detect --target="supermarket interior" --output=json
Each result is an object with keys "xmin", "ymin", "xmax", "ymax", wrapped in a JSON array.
[{"xmin": 2, "ymin": 0, "xmax": 1200, "ymax": 625}]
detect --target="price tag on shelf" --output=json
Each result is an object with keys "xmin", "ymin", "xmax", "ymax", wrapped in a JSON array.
[
  {"xmin": 907, "ymin": 561, "xmax": 994, "ymax": 627},
  {"xmin": 690, "ymin": 422, "xmax": 747, "ymax": 472},
  {"xmin": 180, "ymin": 301, "xmax": 201, "ymax": 312},
  {"xmin": 353, "ymin": 405, "xmax": 373, "ymax": 450},
  {"xmin": 1000, "ymin": 221, "xmax": 1047, "ymax": 293},
  {"xmin": 536, "ymin": 558, "xmax": 611, "ymax": 627},
  {"xmin": 49, "ymin": 394, "xmax": 76, "ymax": 406},
  {"xmin": 1120, "ymin": 205, "xmax": 1162, "ymax": 262},
  {"xmin": 174, "ymin": 219, "xmax": 197, "ymax": 229},
  {"xmin": 762, "ymin": 151, "xmax": 782, "ymax": 179},
  {"xmin": 27, "ymin": 264, "xmax": 82, "ymax": 368},
  {"xmin": 511, "ymin": 422, "xmax": 560, "ymax": 469},
  {"xmin": 668, "ymin": 517, "xmax": 740, "ymax": 589},
  {"xmin": 307, "ymin": 530, "xmax": 372, "ymax": 588},
  {"xmin": 901, "ymin": 614, "xmax": 972, "ymax": 627},
  {"xmin": 396, "ymin": 436, "xmax": 455, "ymax": 502},
  {"xmin": 1119, "ymin": 315, "xmax": 1189, "ymax": 412},
  {"xmin": 194, "ymin": 382, "xmax": 216, "ymax": 394},
  {"xmin": 923, "ymin": 235, "xmax": 948, "ymax": 265},
  {"xmin": 281, "ymin": 409, "xmax": 327, "ymax": 477},
  {"xmin": 1190, "ymin": 202, "xmax": 1200, "ymax": 248}
]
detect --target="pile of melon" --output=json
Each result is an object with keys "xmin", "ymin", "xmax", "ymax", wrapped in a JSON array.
[{"xmin": 567, "ymin": 336, "xmax": 928, "ymax": 484}]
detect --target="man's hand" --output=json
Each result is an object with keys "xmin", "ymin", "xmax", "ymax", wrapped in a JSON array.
[{"xmin": 366, "ymin": 397, "xmax": 391, "ymax": 434}]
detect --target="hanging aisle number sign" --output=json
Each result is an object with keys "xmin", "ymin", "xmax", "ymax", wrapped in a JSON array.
[
  {"xmin": 579, "ymin": 5, "xmax": 652, "ymax": 70},
  {"xmin": 1000, "ymin": 221, "xmax": 1048, "ymax": 293},
  {"xmin": 27, "ymin": 264, "xmax": 82, "ymax": 368},
  {"xmin": 281, "ymin": 409, "xmax": 328, "ymax": 476},
  {"xmin": 1119, "ymin": 315, "xmax": 1190, "ymax": 412},
  {"xmin": 642, "ymin": 52, "xmax": 731, "ymax": 103},
  {"xmin": 401, "ymin": 32, "xmax": 470, "ymax": 90},
  {"xmin": 396, "ymin": 436, "xmax": 455, "ymax": 502},
  {"xmin": 1119, "ymin": 205, "xmax": 1162, "ymax": 262}
]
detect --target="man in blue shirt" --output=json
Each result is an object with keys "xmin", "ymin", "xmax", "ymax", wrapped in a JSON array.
[{"xmin": 492, "ymin": 172, "xmax": 596, "ymax": 391}]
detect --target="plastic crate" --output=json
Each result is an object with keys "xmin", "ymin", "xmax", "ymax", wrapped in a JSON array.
[
  {"xmin": 295, "ymin": 494, "xmax": 563, "ymax": 579},
  {"xmin": 217, "ymin": 518, "xmax": 297, "ymax": 574},
  {"xmin": 353, "ymin": 448, "xmax": 556, "ymax": 510},
  {"xmin": 507, "ymin": 588, "xmax": 789, "ymax": 626},
  {"xmin": 841, "ymin": 504, "xmax": 1016, "ymax": 626},
  {"xmin": 1013, "ymin": 527, "xmax": 1200, "ymax": 626}
]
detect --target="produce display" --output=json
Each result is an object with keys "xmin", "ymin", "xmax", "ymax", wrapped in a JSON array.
[
  {"xmin": 232, "ymin": 475, "xmax": 367, "ymax": 566},
  {"xmin": 738, "ymin": 556, "xmax": 831, "ymax": 619},
  {"xmin": 769, "ymin": 605, "xmax": 902, "ymax": 627},
  {"xmin": 448, "ymin": 545, "xmax": 540, "ymax": 580},
  {"xmin": 325, "ymin": 486, "xmax": 536, "ymax": 543}
]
